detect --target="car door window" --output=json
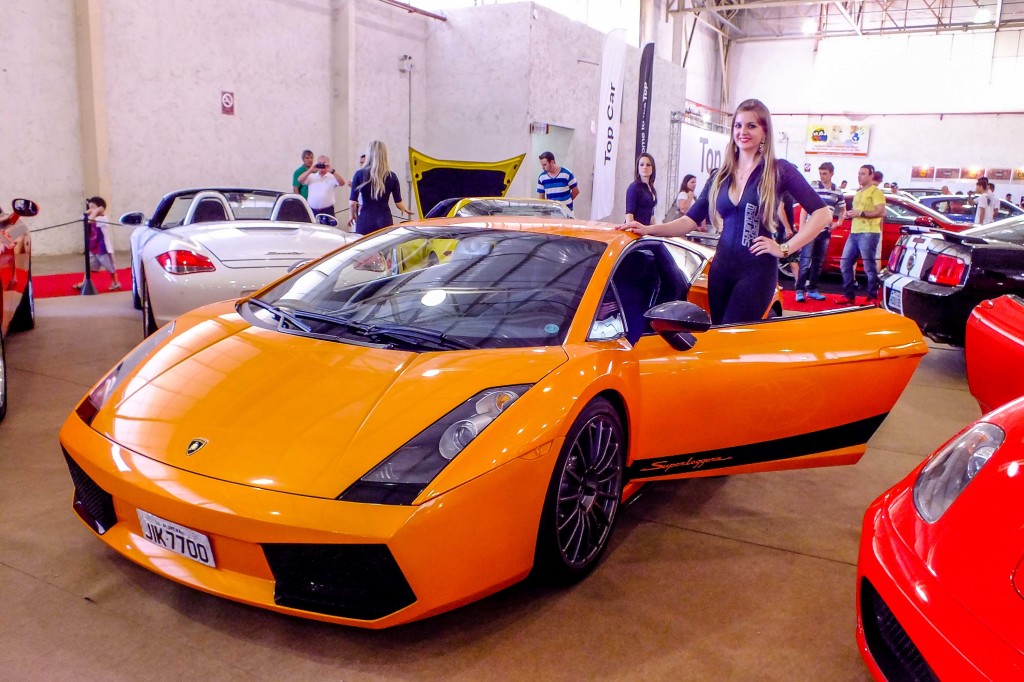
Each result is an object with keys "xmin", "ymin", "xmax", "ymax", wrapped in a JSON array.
[
  {"xmin": 885, "ymin": 203, "xmax": 918, "ymax": 224},
  {"xmin": 588, "ymin": 286, "xmax": 626, "ymax": 341}
]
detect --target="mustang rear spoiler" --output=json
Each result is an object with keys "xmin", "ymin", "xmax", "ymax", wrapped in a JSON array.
[{"xmin": 899, "ymin": 225, "xmax": 989, "ymax": 245}]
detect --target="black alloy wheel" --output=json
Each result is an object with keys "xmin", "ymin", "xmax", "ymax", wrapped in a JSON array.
[
  {"xmin": 0, "ymin": 332, "xmax": 8, "ymax": 423},
  {"xmin": 535, "ymin": 397, "xmax": 625, "ymax": 582},
  {"xmin": 141, "ymin": 275, "xmax": 158, "ymax": 338},
  {"xmin": 9, "ymin": 270, "xmax": 34, "ymax": 332}
]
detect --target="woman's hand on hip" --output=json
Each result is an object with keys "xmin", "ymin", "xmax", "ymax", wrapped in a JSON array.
[{"xmin": 750, "ymin": 235, "xmax": 783, "ymax": 257}]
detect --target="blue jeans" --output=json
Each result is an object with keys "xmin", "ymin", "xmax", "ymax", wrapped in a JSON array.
[
  {"xmin": 795, "ymin": 229, "xmax": 831, "ymax": 293},
  {"xmin": 840, "ymin": 232, "xmax": 881, "ymax": 300}
]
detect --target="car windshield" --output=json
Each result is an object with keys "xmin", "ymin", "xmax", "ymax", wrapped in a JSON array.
[
  {"xmin": 159, "ymin": 190, "xmax": 284, "ymax": 227},
  {"xmin": 964, "ymin": 216, "xmax": 1024, "ymax": 245},
  {"xmin": 256, "ymin": 226, "xmax": 605, "ymax": 350},
  {"xmin": 455, "ymin": 199, "xmax": 573, "ymax": 219}
]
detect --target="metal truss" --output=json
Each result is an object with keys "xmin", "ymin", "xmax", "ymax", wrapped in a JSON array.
[{"xmin": 668, "ymin": 0, "xmax": 1024, "ymax": 42}]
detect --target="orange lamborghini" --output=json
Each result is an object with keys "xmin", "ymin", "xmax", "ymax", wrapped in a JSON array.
[{"xmin": 60, "ymin": 219, "xmax": 927, "ymax": 628}]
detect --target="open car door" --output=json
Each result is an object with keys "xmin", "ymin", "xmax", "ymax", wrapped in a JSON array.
[{"xmin": 625, "ymin": 307, "xmax": 927, "ymax": 480}]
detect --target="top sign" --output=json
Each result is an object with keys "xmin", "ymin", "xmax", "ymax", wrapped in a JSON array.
[{"xmin": 221, "ymin": 91, "xmax": 235, "ymax": 116}]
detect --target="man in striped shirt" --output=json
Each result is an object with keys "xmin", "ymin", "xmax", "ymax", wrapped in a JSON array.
[{"xmin": 537, "ymin": 151, "xmax": 580, "ymax": 211}]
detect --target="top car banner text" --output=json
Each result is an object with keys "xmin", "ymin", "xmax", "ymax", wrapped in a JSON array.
[
  {"xmin": 805, "ymin": 123, "xmax": 870, "ymax": 156},
  {"xmin": 591, "ymin": 29, "xmax": 627, "ymax": 221}
]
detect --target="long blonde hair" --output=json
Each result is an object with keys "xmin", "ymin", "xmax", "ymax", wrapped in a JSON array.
[
  {"xmin": 360, "ymin": 140, "xmax": 391, "ymax": 200},
  {"xmin": 707, "ymin": 99, "xmax": 779, "ymax": 234}
]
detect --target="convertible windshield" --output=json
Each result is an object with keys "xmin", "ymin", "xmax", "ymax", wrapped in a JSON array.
[
  {"xmin": 159, "ymin": 190, "xmax": 283, "ymax": 227},
  {"xmin": 257, "ymin": 227, "xmax": 605, "ymax": 350}
]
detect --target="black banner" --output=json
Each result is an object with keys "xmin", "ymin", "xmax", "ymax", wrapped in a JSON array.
[{"xmin": 634, "ymin": 42, "xmax": 655, "ymax": 157}]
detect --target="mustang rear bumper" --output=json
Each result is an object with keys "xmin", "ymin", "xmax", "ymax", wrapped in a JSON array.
[
  {"xmin": 59, "ymin": 412, "xmax": 559, "ymax": 628},
  {"xmin": 856, "ymin": 491, "xmax": 1024, "ymax": 680},
  {"xmin": 881, "ymin": 274, "xmax": 976, "ymax": 346}
]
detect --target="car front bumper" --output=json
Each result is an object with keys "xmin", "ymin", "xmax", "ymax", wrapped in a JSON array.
[
  {"xmin": 59, "ymin": 411, "xmax": 560, "ymax": 628},
  {"xmin": 857, "ymin": 492, "xmax": 1024, "ymax": 681}
]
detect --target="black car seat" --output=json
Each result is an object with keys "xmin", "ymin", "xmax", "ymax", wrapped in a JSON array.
[
  {"xmin": 275, "ymin": 197, "xmax": 312, "ymax": 223},
  {"xmin": 612, "ymin": 249, "xmax": 659, "ymax": 344},
  {"xmin": 192, "ymin": 198, "xmax": 229, "ymax": 223}
]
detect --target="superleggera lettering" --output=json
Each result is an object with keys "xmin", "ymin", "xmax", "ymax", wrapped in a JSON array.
[{"xmin": 639, "ymin": 456, "xmax": 733, "ymax": 473}]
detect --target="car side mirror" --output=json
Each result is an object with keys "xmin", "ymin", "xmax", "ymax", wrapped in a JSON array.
[
  {"xmin": 644, "ymin": 301, "xmax": 712, "ymax": 351},
  {"xmin": 11, "ymin": 198, "xmax": 39, "ymax": 217},
  {"xmin": 120, "ymin": 211, "xmax": 145, "ymax": 226},
  {"xmin": 317, "ymin": 214, "xmax": 339, "ymax": 227},
  {"xmin": 914, "ymin": 216, "xmax": 936, "ymax": 227}
]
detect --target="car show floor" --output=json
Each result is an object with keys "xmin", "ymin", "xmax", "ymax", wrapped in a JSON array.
[{"xmin": 0, "ymin": 256, "xmax": 981, "ymax": 681}]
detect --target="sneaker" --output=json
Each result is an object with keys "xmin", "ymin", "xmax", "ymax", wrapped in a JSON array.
[
  {"xmin": 794, "ymin": 291, "xmax": 805, "ymax": 303},
  {"xmin": 109, "ymin": 280, "xmax": 122, "ymax": 291},
  {"xmin": 807, "ymin": 290, "xmax": 827, "ymax": 301},
  {"xmin": 836, "ymin": 295, "xmax": 857, "ymax": 305},
  {"xmin": 71, "ymin": 281, "xmax": 85, "ymax": 290}
]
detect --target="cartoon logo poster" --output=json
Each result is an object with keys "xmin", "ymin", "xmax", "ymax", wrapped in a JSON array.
[{"xmin": 805, "ymin": 123, "xmax": 870, "ymax": 156}]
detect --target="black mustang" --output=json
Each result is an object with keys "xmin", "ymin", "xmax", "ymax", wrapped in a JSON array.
[{"xmin": 882, "ymin": 216, "xmax": 1024, "ymax": 345}]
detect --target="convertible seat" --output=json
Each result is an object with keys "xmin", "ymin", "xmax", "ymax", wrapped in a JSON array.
[
  {"xmin": 275, "ymin": 198, "xmax": 312, "ymax": 223},
  {"xmin": 192, "ymin": 198, "xmax": 229, "ymax": 223}
]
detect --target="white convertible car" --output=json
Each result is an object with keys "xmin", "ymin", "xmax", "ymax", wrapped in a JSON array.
[{"xmin": 122, "ymin": 189, "xmax": 358, "ymax": 336}]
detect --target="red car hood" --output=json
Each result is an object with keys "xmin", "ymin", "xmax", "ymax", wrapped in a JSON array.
[{"xmin": 890, "ymin": 398, "xmax": 1024, "ymax": 651}]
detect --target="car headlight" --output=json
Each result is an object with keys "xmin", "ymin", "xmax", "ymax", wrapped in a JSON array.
[
  {"xmin": 913, "ymin": 422, "xmax": 1004, "ymax": 523},
  {"xmin": 75, "ymin": 323, "xmax": 175, "ymax": 426},
  {"xmin": 339, "ymin": 384, "xmax": 532, "ymax": 505}
]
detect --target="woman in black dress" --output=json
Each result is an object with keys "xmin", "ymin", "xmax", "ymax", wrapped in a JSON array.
[
  {"xmin": 349, "ymin": 140, "xmax": 413, "ymax": 235},
  {"xmin": 625, "ymin": 153, "xmax": 658, "ymax": 226},
  {"xmin": 621, "ymin": 99, "xmax": 832, "ymax": 325}
]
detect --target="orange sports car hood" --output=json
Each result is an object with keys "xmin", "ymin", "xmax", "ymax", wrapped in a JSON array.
[{"xmin": 95, "ymin": 325, "xmax": 567, "ymax": 498}]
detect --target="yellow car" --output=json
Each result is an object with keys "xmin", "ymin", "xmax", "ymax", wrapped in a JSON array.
[{"xmin": 60, "ymin": 218, "xmax": 927, "ymax": 628}]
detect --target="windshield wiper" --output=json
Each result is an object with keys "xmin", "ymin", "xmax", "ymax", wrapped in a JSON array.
[
  {"xmin": 364, "ymin": 322, "xmax": 478, "ymax": 351},
  {"xmin": 290, "ymin": 310, "xmax": 476, "ymax": 351},
  {"xmin": 247, "ymin": 298, "xmax": 311, "ymax": 332}
]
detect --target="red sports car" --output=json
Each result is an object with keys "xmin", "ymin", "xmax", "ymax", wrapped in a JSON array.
[
  {"xmin": 857, "ymin": 398, "xmax": 1024, "ymax": 679},
  {"xmin": 966, "ymin": 295, "xmax": 1024, "ymax": 413},
  {"xmin": 1, "ymin": 198, "xmax": 39, "ymax": 423}
]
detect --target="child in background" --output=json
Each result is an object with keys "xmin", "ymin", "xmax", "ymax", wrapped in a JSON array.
[{"xmin": 74, "ymin": 196, "xmax": 120, "ymax": 291}]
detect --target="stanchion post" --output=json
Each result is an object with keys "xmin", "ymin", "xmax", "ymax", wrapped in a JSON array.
[{"xmin": 80, "ymin": 212, "xmax": 98, "ymax": 295}]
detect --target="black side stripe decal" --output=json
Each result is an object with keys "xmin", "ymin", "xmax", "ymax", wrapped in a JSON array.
[{"xmin": 627, "ymin": 413, "xmax": 889, "ymax": 479}]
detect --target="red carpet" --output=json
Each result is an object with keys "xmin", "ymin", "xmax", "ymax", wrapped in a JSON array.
[
  {"xmin": 34, "ymin": 268, "xmax": 132, "ymax": 299},
  {"xmin": 780, "ymin": 289, "xmax": 868, "ymax": 313}
]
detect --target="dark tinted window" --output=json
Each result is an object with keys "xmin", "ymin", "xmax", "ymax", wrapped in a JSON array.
[{"xmin": 261, "ymin": 227, "xmax": 605, "ymax": 349}]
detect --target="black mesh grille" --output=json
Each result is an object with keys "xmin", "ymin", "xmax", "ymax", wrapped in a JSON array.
[
  {"xmin": 861, "ymin": 579, "xmax": 939, "ymax": 682},
  {"xmin": 263, "ymin": 543, "xmax": 416, "ymax": 621},
  {"xmin": 63, "ymin": 450, "xmax": 118, "ymax": 535}
]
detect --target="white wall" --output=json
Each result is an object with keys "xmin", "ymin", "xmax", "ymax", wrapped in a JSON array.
[
  {"xmin": 0, "ymin": 1, "xmax": 86, "ymax": 254},
  {"xmin": 729, "ymin": 32, "xmax": 1024, "ymax": 192}
]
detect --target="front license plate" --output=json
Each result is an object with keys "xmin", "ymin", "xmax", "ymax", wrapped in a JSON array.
[
  {"xmin": 137, "ymin": 510, "xmax": 216, "ymax": 567},
  {"xmin": 887, "ymin": 287, "xmax": 902, "ymax": 314}
]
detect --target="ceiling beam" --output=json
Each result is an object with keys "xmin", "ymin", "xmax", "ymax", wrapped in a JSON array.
[
  {"xmin": 833, "ymin": 1, "xmax": 863, "ymax": 34},
  {"xmin": 995, "ymin": 0, "xmax": 1003, "ymax": 29}
]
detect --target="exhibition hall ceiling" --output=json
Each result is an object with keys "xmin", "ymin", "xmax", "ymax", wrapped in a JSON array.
[{"xmin": 669, "ymin": 0, "xmax": 1024, "ymax": 42}]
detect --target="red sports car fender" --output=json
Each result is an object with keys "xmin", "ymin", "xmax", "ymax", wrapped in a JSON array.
[{"xmin": 966, "ymin": 295, "xmax": 1024, "ymax": 413}]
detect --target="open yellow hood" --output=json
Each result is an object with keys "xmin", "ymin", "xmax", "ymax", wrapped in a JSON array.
[{"xmin": 409, "ymin": 148, "xmax": 525, "ymax": 218}]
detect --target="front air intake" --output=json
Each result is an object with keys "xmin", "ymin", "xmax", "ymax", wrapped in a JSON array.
[
  {"xmin": 63, "ymin": 450, "xmax": 118, "ymax": 535},
  {"xmin": 861, "ymin": 579, "xmax": 939, "ymax": 682},
  {"xmin": 263, "ymin": 543, "xmax": 416, "ymax": 621}
]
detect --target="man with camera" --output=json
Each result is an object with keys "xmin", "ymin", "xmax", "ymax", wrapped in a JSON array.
[{"xmin": 298, "ymin": 155, "xmax": 347, "ymax": 218}]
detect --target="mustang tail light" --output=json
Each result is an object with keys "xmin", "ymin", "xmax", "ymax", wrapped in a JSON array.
[
  {"xmin": 156, "ymin": 250, "xmax": 216, "ymax": 275},
  {"xmin": 927, "ymin": 254, "xmax": 966, "ymax": 286},
  {"xmin": 887, "ymin": 244, "xmax": 905, "ymax": 271}
]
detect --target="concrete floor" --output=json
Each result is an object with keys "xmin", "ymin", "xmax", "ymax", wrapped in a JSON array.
[{"xmin": 0, "ymin": 257, "xmax": 980, "ymax": 681}]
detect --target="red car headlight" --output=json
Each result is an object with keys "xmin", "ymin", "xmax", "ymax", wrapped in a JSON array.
[{"xmin": 913, "ymin": 422, "xmax": 1004, "ymax": 523}]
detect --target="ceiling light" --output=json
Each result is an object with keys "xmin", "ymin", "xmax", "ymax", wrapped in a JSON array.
[
  {"xmin": 802, "ymin": 18, "xmax": 817, "ymax": 34},
  {"xmin": 973, "ymin": 8, "xmax": 991, "ymax": 23}
]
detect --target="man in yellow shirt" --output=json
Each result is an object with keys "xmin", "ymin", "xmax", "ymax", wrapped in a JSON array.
[{"xmin": 839, "ymin": 164, "xmax": 886, "ymax": 304}]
